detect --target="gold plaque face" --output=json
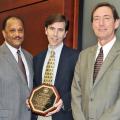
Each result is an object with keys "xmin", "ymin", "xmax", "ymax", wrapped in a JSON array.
[{"xmin": 29, "ymin": 84, "xmax": 60, "ymax": 116}]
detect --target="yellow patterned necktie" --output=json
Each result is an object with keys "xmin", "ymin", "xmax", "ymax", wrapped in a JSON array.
[{"xmin": 43, "ymin": 50, "xmax": 55, "ymax": 84}]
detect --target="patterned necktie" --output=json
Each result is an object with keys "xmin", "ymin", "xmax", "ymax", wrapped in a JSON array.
[
  {"xmin": 93, "ymin": 47, "xmax": 103, "ymax": 83},
  {"xmin": 17, "ymin": 50, "xmax": 27, "ymax": 84},
  {"xmin": 44, "ymin": 50, "xmax": 55, "ymax": 84}
]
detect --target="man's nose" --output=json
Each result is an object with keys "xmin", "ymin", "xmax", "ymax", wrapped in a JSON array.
[
  {"xmin": 54, "ymin": 30, "xmax": 58, "ymax": 36},
  {"xmin": 99, "ymin": 18, "xmax": 104, "ymax": 25}
]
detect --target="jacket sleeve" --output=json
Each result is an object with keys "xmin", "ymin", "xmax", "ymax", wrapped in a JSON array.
[
  {"xmin": 71, "ymin": 55, "xmax": 86, "ymax": 120},
  {"xmin": 61, "ymin": 50, "xmax": 79, "ymax": 112}
]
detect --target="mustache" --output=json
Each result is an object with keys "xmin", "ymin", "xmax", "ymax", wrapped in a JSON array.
[{"xmin": 14, "ymin": 36, "xmax": 22, "ymax": 39}]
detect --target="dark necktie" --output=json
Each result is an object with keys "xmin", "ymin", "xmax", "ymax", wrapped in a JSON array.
[
  {"xmin": 17, "ymin": 50, "xmax": 27, "ymax": 84},
  {"xmin": 43, "ymin": 50, "xmax": 55, "ymax": 84},
  {"xmin": 93, "ymin": 47, "xmax": 103, "ymax": 83}
]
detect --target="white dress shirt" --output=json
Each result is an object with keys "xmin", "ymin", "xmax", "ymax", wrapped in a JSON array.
[
  {"xmin": 38, "ymin": 42, "xmax": 63, "ymax": 120},
  {"xmin": 96, "ymin": 36, "xmax": 116, "ymax": 61},
  {"xmin": 42, "ymin": 42, "xmax": 63, "ymax": 85}
]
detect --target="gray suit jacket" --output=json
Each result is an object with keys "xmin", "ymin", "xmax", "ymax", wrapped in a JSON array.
[
  {"xmin": 71, "ymin": 40, "xmax": 120, "ymax": 120},
  {"xmin": 0, "ymin": 43, "xmax": 33, "ymax": 120}
]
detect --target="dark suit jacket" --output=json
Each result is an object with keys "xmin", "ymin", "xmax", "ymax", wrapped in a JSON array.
[{"xmin": 31, "ymin": 45, "xmax": 79, "ymax": 120}]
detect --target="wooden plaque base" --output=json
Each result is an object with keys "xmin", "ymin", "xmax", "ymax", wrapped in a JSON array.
[{"xmin": 29, "ymin": 84, "xmax": 60, "ymax": 116}]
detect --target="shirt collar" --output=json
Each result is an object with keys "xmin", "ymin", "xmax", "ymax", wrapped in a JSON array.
[
  {"xmin": 5, "ymin": 41, "xmax": 22, "ymax": 53},
  {"xmin": 97, "ymin": 36, "xmax": 116, "ymax": 60},
  {"xmin": 97, "ymin": 36, "xmax": 116, "ymax": 51},
  {"xmin": 48, "ymin": 42, "xmax": 63, "ymax": 54}
]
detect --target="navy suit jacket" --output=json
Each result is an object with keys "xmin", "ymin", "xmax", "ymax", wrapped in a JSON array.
[{"xmin": 31, "ymin": 45, "xmax": 79, "ymax": 120}]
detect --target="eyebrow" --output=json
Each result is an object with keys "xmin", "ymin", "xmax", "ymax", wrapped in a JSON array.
[{"xmin": 94, "ymin": 15, "xmax": 112, "ymax": 17}]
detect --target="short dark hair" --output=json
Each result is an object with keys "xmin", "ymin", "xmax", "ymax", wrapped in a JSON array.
[
  {"xmin": 2, "ymin": 16, "xmax": 24, "ymax": 30},
  {"xmin": 45, "ymin": 14, "xmax": 69, "ymax": 31},
  {"xmin": 91, "ymin": 2, "xmax": 119, "ymax": 22}
]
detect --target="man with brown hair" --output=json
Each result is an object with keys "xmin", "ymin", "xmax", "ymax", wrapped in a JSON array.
[
  {"xmin": 71, "ymin": 2, "xmax": 120, "ymax": 120},
  {"xmin": 32, "ymin": 14, "xmax": 79, "ymax": 120}
]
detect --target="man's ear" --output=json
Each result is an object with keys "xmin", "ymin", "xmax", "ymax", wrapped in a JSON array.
[
  {"xmin": 45, "ymin": 27, "xmax": 47, "ymax": 35},
  {"xmin": 115, "ymin": 19, "xmax": 120, "ymax": 29},
  {"xmin": 2, "ymin": 30, "xmax": 6, "ymax": 38},
  {"xmin": 64, "ymin": 31, "xmax": 68, "ymax": 38}
]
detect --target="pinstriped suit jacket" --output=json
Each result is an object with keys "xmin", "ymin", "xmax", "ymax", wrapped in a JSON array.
[
  {"xmin": 72, "ymin": 40, "xmax": 120, "ymax": 120},
  {"xmin": 0, "ymin": 43, "xmax": 33, "ymax": 120}
]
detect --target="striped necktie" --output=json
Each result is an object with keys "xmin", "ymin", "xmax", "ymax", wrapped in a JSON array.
[
  {"xmin": 43, "ymin": 50, "xmax": 55, "ymax": 84},
  {"xmin": 93, "ymin": 47, "xmax": 103, "ymax": 83}
]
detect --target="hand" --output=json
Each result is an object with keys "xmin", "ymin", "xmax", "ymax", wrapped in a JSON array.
[
  {"xmin": 45, "ymin": 99, "xmax": 63, "ymax": 116},
  {"xmin": 26, "ymin": 99, "xmax": 30, "ymax": 109}
]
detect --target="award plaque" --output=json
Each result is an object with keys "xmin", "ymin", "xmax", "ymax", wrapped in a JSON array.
[{"xmin": 29, "ymin": 84, "xmax": 60, "ymax": 116}]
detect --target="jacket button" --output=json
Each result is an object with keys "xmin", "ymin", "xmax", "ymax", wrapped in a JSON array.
[{"xmin": 90, "ymin": 98, "xmax": 93, "ymax": 101}]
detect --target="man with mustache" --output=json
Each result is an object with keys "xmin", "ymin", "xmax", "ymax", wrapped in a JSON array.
[{"xmin": 0, "ymin": 16, "xmax": 33, "ymax": 120}]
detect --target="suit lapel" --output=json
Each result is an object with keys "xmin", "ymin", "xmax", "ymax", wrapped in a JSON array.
[
  {"xmin": 22, "ymin": 49, "xmax": 33, "ymax": 90},
  {"xmin": 38, "ymin": 51, "xmax": 47, "ymax": 85},
  {"xmin": 94, "ymin": 40, "xmax": 120, "ymax": 87},
  {"xmin": 87, "ymin": 46, "xmax": 97, "ymax": 90},
  {"xmin": 1, "ymin": 43, "xmax": 29, "ymax": 88},
  {"xmin": 54, "ymin": 45, "xmax": 66, "ymax": 89}
]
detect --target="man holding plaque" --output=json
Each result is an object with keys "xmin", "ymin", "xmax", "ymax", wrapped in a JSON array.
[{"xmin": 31, "ymin": 14, "xmax": 79, "ymax": 120}]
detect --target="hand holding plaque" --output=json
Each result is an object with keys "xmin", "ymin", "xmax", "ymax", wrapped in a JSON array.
[
  {"xmin": 29, "ymin": 84, "xmax": 60, "ymax": 116},
  {"xmin": 29, "ymin": 50, "xmax": 60, "ymax": 115},
  {"xmin": 45, "ymin": 99, "xmax": 63, "ymax": 116}
]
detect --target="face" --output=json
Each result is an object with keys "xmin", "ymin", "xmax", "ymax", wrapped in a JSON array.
[
  {"xmin": 45, "ymin": 22, "xmax": 67, "ymax": 47},
  {"xmin": 92, "ymin": 6, "xmax": 119, "ymax": 44},
  {"xmin": 2, "ymin": 18, "xmax": 24, "ymax": 49}
]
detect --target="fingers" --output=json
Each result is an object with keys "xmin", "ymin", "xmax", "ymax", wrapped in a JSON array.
[
  {"xmin": 26, "ymin": 99, "xmax": 30, "ymax": 109},
  {"xmin": 45, "ymin": 99, "xmax": 63, "ymax": 116}
]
